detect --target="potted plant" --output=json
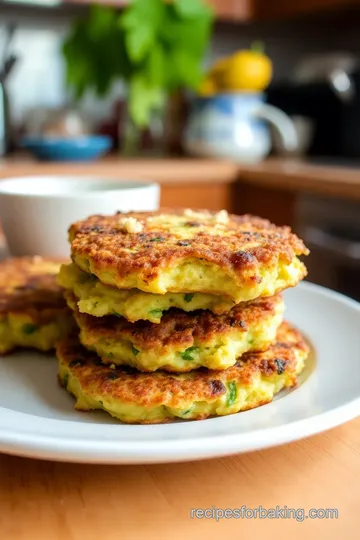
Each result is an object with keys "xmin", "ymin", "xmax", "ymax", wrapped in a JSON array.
[{"xmin": 62, "ymin": 0, "xmax": 214, "ymax": 155}]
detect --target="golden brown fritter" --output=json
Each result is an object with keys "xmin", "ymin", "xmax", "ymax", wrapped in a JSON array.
[
  {"xmin": 69, "ymin": 292, "xmax": 284, "ymax": 372},
  {"xmin": 0, "ymin": 257, "xmax": 67, "ymax": 320},
  {"xmin": 69, "ymin": 209, "xmax": 309, "ymax": 302},
  {"xmin": 57, "ymin": 262, "xmax": 238, "ymax": 323},
  {"xmin": 0, "ymin": 257, "xmax": 74, "ymax": 354},
  {"xmin": 57, "ymin": 322, "xmax": 309, "ymax": 424}
]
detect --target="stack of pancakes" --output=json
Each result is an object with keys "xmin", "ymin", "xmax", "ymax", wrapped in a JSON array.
[{"xmin": 57, "ymin": 209, "xmax": 309, "ymax": 424}]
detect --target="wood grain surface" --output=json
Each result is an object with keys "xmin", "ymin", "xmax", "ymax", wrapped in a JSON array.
[
  {"xmin": 0, "ymin": 418, "xmax": 359, "ymax": 539},
  {"xmin": 2, "ymin": 155, "xmax": 360, "ymax": 200},
  {"xmin": 0, "ymin": 156, "xmax": 239, "ymax": 185}
]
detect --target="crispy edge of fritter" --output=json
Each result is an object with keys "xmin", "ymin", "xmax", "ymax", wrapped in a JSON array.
[
  {"xmin": 0, "ymin": 256, "xmax": 68, "ymax": 319},
  {"xmin": 0, "ymin": 308, "xmax": 75, "ymax": 355},
  {"xmin": 70, "ymin": 293, "xmax": 283, "ymax": 351},
  {"xmin": 68, "ymin": 210, "xmax": 309, "ymax": 285},
  {"xmin": 57, "ymin": 321, "xmax": 308, "ymax": 414},
  {"xmin": 58, "ymin": 262, "xmax": 238, "ymax": 321}
]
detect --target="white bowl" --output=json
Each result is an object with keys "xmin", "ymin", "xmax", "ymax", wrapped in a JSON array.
[{"xmin": 0, "ymin": 176, "xmax": 160, "ymax": 257}]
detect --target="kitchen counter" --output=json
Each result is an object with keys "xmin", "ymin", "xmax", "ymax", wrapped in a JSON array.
[
  {"xmin": 1, "ymin": 155, "xmax": 360, "ymax": 199},
  {"xmin": 1, "ymin": 156, "xmax": 360, "ymax": 224},
  {"xmin": 0, "ymin": 156, "xmax": 240, "ymax": 212},
  {"xmin": 236, "ymin": 158, "xmax": 360, "ymax": 200},
  {"xmin": 0, "ymin": 155, "xmax": 239, "ymax": 184}
]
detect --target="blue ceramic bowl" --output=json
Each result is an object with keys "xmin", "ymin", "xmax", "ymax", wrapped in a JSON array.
[{"xmin": 21, "ymin": 135, "xmax": 112, "ymax": 162}]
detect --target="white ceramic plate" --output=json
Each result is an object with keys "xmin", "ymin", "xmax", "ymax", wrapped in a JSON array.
[{"xmin": 0, "ymin": 281, "xmax": 359, "ymax": 464}]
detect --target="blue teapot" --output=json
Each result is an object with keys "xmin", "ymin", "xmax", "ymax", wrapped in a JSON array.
[{"xmin": 185, "ymin": 93, "xmax": 298, "ymax": 162}]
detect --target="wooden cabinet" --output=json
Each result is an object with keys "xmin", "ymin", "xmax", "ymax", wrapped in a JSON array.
[
  {"xmin": 64, "ymin": 0, "xmax": 253, "ymax": 20},
  {"xmin": 12, "ymin": 0, "xmax": 360, "ymax": 20},
  {"xmin": 206, "ymin": 0, "xmax": 253, "ymax": 20},
  {"xmin": 255, "ymin": 0, "xmax": 360, "ymax": 19}
]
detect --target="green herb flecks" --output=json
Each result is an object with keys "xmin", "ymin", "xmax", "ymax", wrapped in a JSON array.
[
  {"xmin": 226, "ymin": 382, "xmax": 237, "ymax": 407},
  {"xmin": 184, "ymin": 293, "xmax": 194, "ymax": 303},
  {"xmin": 112, "ymin": 310, "xmax": 123, "ymax": 318},
  {"xmin": 22, "ymin": 323, "xmax": 38, "ymax": 335},
  {"xmin": 149, "ymin": 308, "xmax": 163, "ymax": 318},
  {"xmin": 150, "ymin": 237, "xmax": 164, "ymax": 243},
  {"xmin": 62, "ymin": 373, "xmax": 69, "ymax": 388},
  {"xmin": 132, "ymin": 345, "xmax": 140, "ymax": 356},
  {"xmin": 180, "ymin": 346, "xmax": 199, "ymax": 361}
]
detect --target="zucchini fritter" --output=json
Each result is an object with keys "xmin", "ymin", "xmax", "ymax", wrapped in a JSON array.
[
  {"xmin": 57, "ymin": 322, "xmax": 308, "ymax": 424},
  {"xmin": 69, "ymin": 293, "xmax": 284, "ymax": 372},
  {"xmin": 58, "ymin": 262, "xmax": 236, "ymax": 323},
  {"xmin": 0, "ymin": 257, "xmax": 73, "ymax": 354},
  {"xmin": 69, "ymin": 209, "xmax": 308, "ymax": 303}
]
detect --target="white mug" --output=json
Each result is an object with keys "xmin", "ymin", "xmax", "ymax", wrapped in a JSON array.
[{"xmin": 0, "ymin": 176, "xmax": 160, "ymax": 257}]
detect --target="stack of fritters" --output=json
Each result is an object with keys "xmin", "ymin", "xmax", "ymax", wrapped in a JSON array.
[{"xmin": 57, "ymin": 209, "xmax": 309, "ymax": 424}]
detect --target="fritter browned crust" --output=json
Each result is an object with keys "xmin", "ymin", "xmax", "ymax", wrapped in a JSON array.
[
  {"xmin": 72, "ymin": 293, "xmax": 282, "ymax": 353},
  {"xmin": 0, "ymin": 256, "xmax": 69, "ymax": 323},
  {"xmin": 69, "ymin": 209, "xmax": 308, "ymax": 293},
  {"xmin": 57, "ymin": 322, "xmax": 308, "ymax": 421}
]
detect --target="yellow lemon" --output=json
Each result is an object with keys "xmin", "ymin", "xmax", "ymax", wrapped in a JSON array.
[{"xmin": 219, "ymin": 42, "xmax": 272, "ymax": 92}]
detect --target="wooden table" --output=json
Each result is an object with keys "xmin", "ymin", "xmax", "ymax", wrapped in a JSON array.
[{"xmin": 1, "ymin": 418, "xmax": 359, "ymax": 538}]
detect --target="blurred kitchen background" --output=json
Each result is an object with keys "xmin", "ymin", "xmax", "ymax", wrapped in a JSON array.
[{"xmin": 2, "ymin": 0, "xmax": 360, "ymax": 299}]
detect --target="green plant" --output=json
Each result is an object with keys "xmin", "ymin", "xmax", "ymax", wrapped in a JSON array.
[{"xmin": 62, "ymin": 0, "xmax": 214, "ymax": 128}]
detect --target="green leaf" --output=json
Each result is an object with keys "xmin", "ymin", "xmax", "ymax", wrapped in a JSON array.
[
  {"xmin": 124, "ymin": 25, "xmax": 154, "ymax": 64},
  {"xmin": 180, "ymin": 346, "xmax": 199, "ymax": 361},
  {"xmin": 159, "ymin": 5, "xmax": 212, "ymax": 92},
  {"xmin": 174, "ymin": 0, "xmax": 213, "ymax": 19},
  {"xmin": 22, "ymin": 323, "xmax": 38, "ymax": 335},
  {"xmin": 176, "ymin": 17, "xmax": 213, "ymax": 57},
  {"xmin": 120, "ymin": 0, "xmax": 166, "ymax": 63},
  {"xmin": 171, "ymin": 50, "xmax": 203, "ymax": 90},
  {"xmin": 63, "ymin": 17, "xmax": 119, "ymax": 99},
  {"xmin": 184, "ymin": 293, "xmax": 194, "ymax": 303},
  {"xmin": 120, "ymin": 0, "xmax": 164, "ymax": 31},
  {"xmin": 226, "ymin": 382, "xmax": 237, "ymax": 407},
  {"xmin": 112, "ymin": 311, "xmax": 123, "ymax": 318},
  {"xmin": 128, "ymin": 73, "xmax": 164, "ymax": 127},
  {"xmin": 147, "ymin": 44, "xmax": 166, "ymax": 87},
  {"xmin": 62, "ymin": 0, "xmax": 214, "ymax": 124},
  {"xmin": 132, "ymin": 345, "xmax": 140, "ymax": 356},
  {"xmin": 88, "ymin": 5, "xmax": 117, "ymax": 40}
]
